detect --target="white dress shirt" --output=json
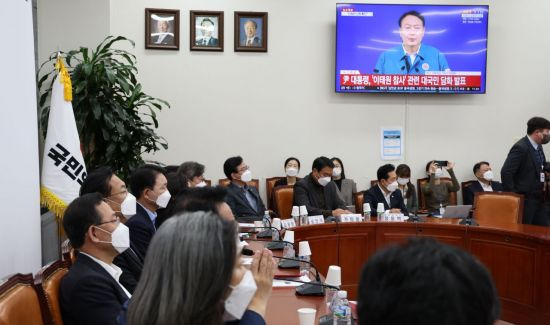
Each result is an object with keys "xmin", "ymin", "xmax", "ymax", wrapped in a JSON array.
[
  {"xmin": 378, "ymin": 184, "xmax": 391, "ymax": 206},
  {"xmin": 478, "ymin": 180, "xmax": 493, "ymax": 192},
  {"xmin": 79, "ymin": 252, "xmax": 131, "ymax": 298}
]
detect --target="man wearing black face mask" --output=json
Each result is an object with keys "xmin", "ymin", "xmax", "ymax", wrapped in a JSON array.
[
  {"xmin": 502, "ymin": 117, "xmax": 550, "ymax": 226},
  {"xmin": 293, "ymin": 156, "xmax": 351, "ymax": 218}
]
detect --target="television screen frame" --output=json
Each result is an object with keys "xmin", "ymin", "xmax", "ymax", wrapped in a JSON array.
[{"xmin": 335, "ymin": 3, "xmax": 490, "ymax": 94}]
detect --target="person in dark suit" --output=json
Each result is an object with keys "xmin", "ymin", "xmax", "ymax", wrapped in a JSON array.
[
  {"xmin": 60, "ymin": 193, "xmax": 130, "ymax": 325},
  {"xmin": 195, "ymin": 18, "xmax": 219, "ymax": 46},
  {"xmin": 363, "ymin": 164, "xmax": 408, "ymax": 216},
  {"xmin": 127, "ymin": 164, "xmax": 170, "ymax": 257},
  {"xmin": 463, "ymin": 161, "xmax": 504, "ymax": 206},
  {"xmin": 223, "ymin": 156, "xmax": 266, "ymax": 222},
  {"xmin": 79, "ymin": 167, "xmax": 144, "ymax": 293},
  {"xmin": 151, "ymin": 20, "xmax": 175, "ymax": 45},
  {"xmin": 501, "ymin": 117, "xmax": 550, "ymax": 225},
  {"xmin": 240, "ymin": 19, "xmax": 262, "ymax": 46},
  {"xmin": 293, "ymin": 156, "xmax": 351, "ymax": 218}
]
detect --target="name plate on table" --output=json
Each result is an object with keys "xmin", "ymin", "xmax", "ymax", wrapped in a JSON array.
[
  {"xmin": 281, "ymin": 219, "xmax": 297, "ymax": 229},
  {"xmin": 380, "ymin": 212, "xmax": 408, "ymax": 222},
  {"xmin": 308, "ymin": 215, "xmax": 325, "ymax": 224},
  {"xmin": 340, "ymin": 214, "xmax": 363, "ymax": 222}
]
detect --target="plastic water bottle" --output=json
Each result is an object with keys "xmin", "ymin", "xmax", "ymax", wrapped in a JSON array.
[
  {"xmin": 325, "ymin": 287, "xmax": 338, "ymax": 313},
  {"xmin": 299, "ymin": 255, "xmax": 310, "ymax": 278},
  {"xmin": 439, "ymin": 203, "xmax": 445, "ymax": 216},
  {"xmin": 299, "ymin": 206, "xmax": 308, "ymax": 226},
  {"xmin": 332, "ymin": 290, "xmax": 351, "ymax": 325},
  {"xmin": 262, "ymin": 210, "xmax": 271, "ymax": 228}
]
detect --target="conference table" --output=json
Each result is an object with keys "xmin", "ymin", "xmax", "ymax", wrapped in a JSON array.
[{"xmin": 250, "ymin": 217, "xmax": 550, "ymax": 325}]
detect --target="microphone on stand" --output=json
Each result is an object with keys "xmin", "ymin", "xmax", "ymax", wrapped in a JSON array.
[
  {"xmin": 242, "ymin": 237, "xmax": 293, "ymax": 251},
  {"xmin": 272, "ymin": 255, "xmax": 326, "ymax": 296}
]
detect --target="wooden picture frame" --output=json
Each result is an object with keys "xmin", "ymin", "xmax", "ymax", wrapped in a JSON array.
[
  {"xmin": 190, "ymin": 11, "xmax": 224, "ymax": 51},
  {"xmin": 145, "ymin": 8, "xmax": 180, "ymax": 50},
  {"xmin": 234, "ymin": 11, "xmax": 268, "ymax": 52}
]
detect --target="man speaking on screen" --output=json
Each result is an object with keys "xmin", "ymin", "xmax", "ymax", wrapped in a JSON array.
[{"xmin": 373, "ymin": 11, "xmax": 450, "ymax": 75}]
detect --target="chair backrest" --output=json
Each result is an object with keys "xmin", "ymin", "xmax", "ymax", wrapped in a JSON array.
[
  {"xmin": 473, "ymin": 192, "xmax": 523, "ymax": 225},
  {"xmin": 460, "ymin": 179, "xmax": 477, "ymax": 202},
  {"xmin": 0, "ymin": 273, "xmax": 48, "ymax": 325},
  {"xmin": 218, "ymin": 178, "xmax": 259, "ymax": 190},
  {"xmin": 370, "ymin": 180, "xmax": 378, "ymax": 188},
  {"xmin": 266, "ymin": 177, "xmax": 284, "ymax": 209},
  {"xmin": 417, "ymin": 177, "xmax": 457, "ymax": 211},
  {"xmin": 354, "ymin": 192, "xmax": 364, "ymax": 215},
  {"xmin": 35, "ymin": 260, "xmax": 70, "ymax": 325},
  {"xmin": 273, "ymin": 186, "xmax": 294, "ymax": 219}
]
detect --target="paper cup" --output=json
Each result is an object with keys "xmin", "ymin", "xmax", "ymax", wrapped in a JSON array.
[{"xmin": 297, "ymin": 307, "xmax": 316, "ymax": 325}]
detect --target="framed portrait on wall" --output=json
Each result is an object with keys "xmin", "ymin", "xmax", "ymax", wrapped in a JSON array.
[
  {"xmin": 234, "ymin": 12, "xmax": 268, "ymax": 52},
  {"xmin": 145, "ymin": 8, "xmax": 180, "ymax": 50},
  {"xmin": 190, "ymin": 11, "xmax": 224, "ymax": 51}
]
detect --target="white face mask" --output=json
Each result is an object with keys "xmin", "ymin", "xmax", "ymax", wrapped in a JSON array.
[
  {"xmin": 332, "ymin": 167, "xmax": 342, "ymax": 177},
  {"xmin": 95, "ymin": 223, "xmax": 130, "ymax": 254},
  {"xmin": 224, "ymin": 270, "xmax": 257, "ymax": 320},
  {"xmin": 154, "ymin": 190, "xmax": 171, "ymax": 208},
  {"xmin": 120, "ymin": 193, "xmax": 136, "ymax": 217},
  {"xmin": 195, "ymin": 181, "xmax": 208, "ymax": 188},
  {"xmin": 482, "ymin": 170, "xmax": 494, "ymax": 181},
  {"xmin": 286, "ymin": 167, "xmax": 299, "ymax": 177},
  {"xmin": 317, "ymin": 176, "xmax": 331, "ymax": 187},
  {"xmin": 397, "ymin": 177, "xmax": 409, "ymax": 186},
  {"xmin": 240, "ymin": 170, "xmax": 252, "ymax": 183},
  {"xmin": 386, "ymin": 181, "xmax": 399, "ymax": 193},
  {"xmin": 434, "ymin": 168, "xmax": 443, "ymax": 178}
]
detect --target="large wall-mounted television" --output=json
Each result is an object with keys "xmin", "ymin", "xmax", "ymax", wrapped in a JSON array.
[{"xmin": 335, "ymin": 4, "xmax": 489, "ymax": 94}]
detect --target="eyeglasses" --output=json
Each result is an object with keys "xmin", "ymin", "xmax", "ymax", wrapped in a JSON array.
[{"xmin": 97, "ymin": 216, "xmax": 120, "ymax": 226}]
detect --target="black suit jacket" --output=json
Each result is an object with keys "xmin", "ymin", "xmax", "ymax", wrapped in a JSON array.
[
  {"xmin": 463, "ymin": 181, "xmax": 504, "ymax": 205},
  {"xmin": 151, "ymin": 34, "xmax": 174, "ymax": 45},
  {"xmin": 226, "ymin": 182, "xmax": 266, "ymax": 222},
  {"xmin": 60, "ymin": 253, "xmax": 129, "ymax": 325},
  {"xmin": 125, "ymin": 204, "xmax": 156, "ymax": 258},
  {"xmin": 363, "ymin": 185, "xmax": 408, "ymax": 217},
  {"xmin": 501, "ymin": 136, "xmax": 546, "ymax": 197},
  {"xmin": 293, "ymin": 174, "xmax": 346, "ymax": 217},
  {"xmin": 112, "ymin": 243, "xmax": 144, "ymax": 294}
]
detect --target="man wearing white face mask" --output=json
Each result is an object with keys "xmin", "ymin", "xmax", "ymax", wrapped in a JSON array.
[
  {"xmin": 79, "ymin": 167, "xmax": 144, "ymax": 294},
  {"xmin": 363, "ymin": 164, "xmax": 408, "ymax": 216},
  {"xmin": 293, "ymin": 156, "xmax": 351, "ymax": 218},
  {"xmin": 60, "ymin": 193, "xmax": 130, "ymax": 325},
  {"xmin": 127, "ymin": 164, "xmax": 170, "ymax": 257},
  {"xmin": 224, "ymin": 156, "xmax": 266, "ymax": 222},
  {"xmin": 463, "ymin": 162, "xmax": 504, "ymax": 206}
]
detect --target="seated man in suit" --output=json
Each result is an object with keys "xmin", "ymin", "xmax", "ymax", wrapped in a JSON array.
[
  {"xmin": 224, "ymin": 156, "xmax": 266, "ymax": 222},
  {"xmin": 126, "ymin": 164, "xmax": 169, "ymax": 257},
  {"xmin": 463, "ymin": 161, "xmax": 504, "ymax": 205},
  {"xmin": 60, "ymin": 193, "xmax": 131, "ymax": 325},
  {"xmin": 293, "ymin": 156, "xmax": 351, "ymax": 219},
  {"xmin": 79, "ymin": 167, "xmax": 144, "ymax": 294},
  {"xmin": 363, "ymin": 164, "xmax": 408, "ymax": 216}
]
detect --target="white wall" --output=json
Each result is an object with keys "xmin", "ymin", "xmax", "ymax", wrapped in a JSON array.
[
  {"xmin": 39, "ymin": 0, "xmax": 550, "ymax": 202},
  {"xmin": 37, "ymin": 0, "xmax": 110, "ymax": 65},
  {"xmin": 0, "ymin": 0, "xmax": 41, "ymax": 278}
]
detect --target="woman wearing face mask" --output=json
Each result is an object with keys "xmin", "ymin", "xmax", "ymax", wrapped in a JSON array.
[
  {"xmin": 121, "ymin": 211, "xmax": 274, "ymax": 325},
  {"xmin": 331, "ymin": 157, "xmax": 357, "ymax": 206},
  {"xmin": 272, "ymin": 157, "xmax": 301, "ymax": 208},
  {"xmin": 178, "ymin": 161, "xmax": 208, "ymax": 188},
  {"xmin": 422, "ymin": 161, "xmax": 460, "ymax": 214},
  {"xmin": 395, "ymin": 164, "xmax": 418, "ymax": 213},
  {"xmin": 274, "ymin": 157, "xmax": 301, "ymax": 187}
]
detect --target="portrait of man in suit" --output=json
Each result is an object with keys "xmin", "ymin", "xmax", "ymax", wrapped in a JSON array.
[
  {"xmin": 240, "ymin": 19, "xmax": 262, "ymax": 47},
  {"xmin": 150, "ymin": 16, "xmax": 175, "ymax": 45},
  {"xmin": 195, "ymin": 17, "xmax": 219, "ymax": 47}
]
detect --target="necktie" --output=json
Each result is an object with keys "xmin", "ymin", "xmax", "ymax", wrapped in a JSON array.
[
  {"xmin": 537, "ymin": 146, "xmax": 545, "ymax": 168},
  {"xmin": 247, "ymin": 39, "xmax": 252, "ymax": 46},
  {"xmin": 203, "ymin": 39, "xmax": 208, "ymax": 45}
]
